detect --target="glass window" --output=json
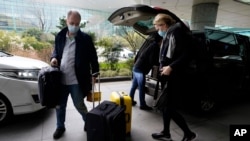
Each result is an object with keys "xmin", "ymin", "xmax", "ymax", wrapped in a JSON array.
[{"xmin": 136, "ymin": 17, "xmax": 154, "ymax": 30}]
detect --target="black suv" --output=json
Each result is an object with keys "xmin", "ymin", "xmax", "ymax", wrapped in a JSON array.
[{"xmin": 108, "ymin": 4, "xmax": 250, "ymax": 112}]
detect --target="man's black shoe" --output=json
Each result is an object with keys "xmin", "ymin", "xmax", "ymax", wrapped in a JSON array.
[
  {"xmin": 53, "ymin": 128, "xmax": 65, "ymax": 139},
  {"xmin": 152, "ymin": 132, "xmax": 172, "ymax": 141},
  {"xmin": 182, "ymin": 132, "xmax": 197, "ymax": 141},
  {"xmin": 140, "ymin": 105, "xmax": 153, "ymax": 110},
  {"xmin": 132, "ymin": 100, "xmax": 137, "ymax": 106}
]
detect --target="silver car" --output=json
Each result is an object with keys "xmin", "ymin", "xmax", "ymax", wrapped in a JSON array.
[{"xmin": 0, "ymin": 51, "xmax": 49, "ymax": 124}]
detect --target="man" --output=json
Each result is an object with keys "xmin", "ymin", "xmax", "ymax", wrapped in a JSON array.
[
  {"xmin": 151, "ymin": 13, "xmax": 197, "ymax": 141},
  {"xmin": 50, "ymin": 10, "xmax": 99, "ymax": 139},
  {"xmin": 129, "ymin": 33, "xmax": 162, "ymax": 110}
]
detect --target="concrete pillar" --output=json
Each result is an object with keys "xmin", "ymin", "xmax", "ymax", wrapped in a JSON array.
[{"xmin": 191, "ymin": 0, "xmax": 219, "ymax": 30}]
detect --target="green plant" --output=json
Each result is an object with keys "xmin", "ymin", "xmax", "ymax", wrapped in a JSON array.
[
  {"xmin": 22, "ymin": 28, "xmax": 42, "ymax": 41},
  {"xmin": 97, "ymin": 36, "xmax": 122, "ymax": 70},
  {"xmin": 99, "ymin": 61, "xmax": 132, "ymax": 77},
  {"xmin": 100, "ymin": 70, "xmax": 118, "ymax": 77},
  {"xmin": 0, "ymin": 30, "xmax": 21, "ymax": 52},
  {"xmin": 124, "ymin": 58, "xmax": 134, "ymax": 70},
  {"xmin": 22, "ymin": 36, "xmax": 51, "ymax": 50},
  {"xmin": 117, "ymin": 26, "xmax": 146, "ymax": 55},
  {"xmin": 99, "ymin": 62, "xmax": 109, "ymax": 71},
  {"xmin": 117, "ymin": 68, "xmax": 132, "ymax": 76}
]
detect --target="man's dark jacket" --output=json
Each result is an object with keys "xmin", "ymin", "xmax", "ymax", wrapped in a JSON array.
[{"xmin": 51, "ymin": 27, "xmax": 99, "ymax": 96}]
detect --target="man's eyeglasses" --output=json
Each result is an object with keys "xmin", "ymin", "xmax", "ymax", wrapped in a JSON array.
[{"xmin": 154, "ymin": 23, "xmax": 165, "ymax": 27}]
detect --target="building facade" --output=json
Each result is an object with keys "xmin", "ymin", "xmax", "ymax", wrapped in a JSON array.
[{"xmin": 0, "ymin": 0, "xmax": 115, "ymax": 37}]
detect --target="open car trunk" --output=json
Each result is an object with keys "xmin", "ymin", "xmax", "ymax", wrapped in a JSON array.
[
  {"xmin": 108, "ymin": 4, "xmax": 250, "ymax": 113},
  {"xmin": 108, "ymin": 4, "xmax": 189, "ymax": 35}
]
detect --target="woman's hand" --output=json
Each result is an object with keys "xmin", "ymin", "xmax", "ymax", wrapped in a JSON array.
[{"xmin": 160, "ymin": 66, "xmax": 172, "ymax": 76}]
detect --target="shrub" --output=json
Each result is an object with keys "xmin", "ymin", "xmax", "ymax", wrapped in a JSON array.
[
  {"xmin": 22, "ymin": 36, "xmax": 51, "ymax": 50},
  {"xmin": 118, "ymin": 68, "xmax": 132, "ymax": 76},
  {"xmin": 0, "ymin": 30, "xmax": 21, "ymax": 52},
  {"xmin": 22, "ymin": 28, "xmax": 42, "ymax": 41},
  {"xmin": 100, "ymin": 70, "xmax": 118, "ymax": 77},
  {"xmin": 99, "ymin": 62, "xmax": 109, "ymax": 71},
  {"xmin": 124, "ymin": 58, "xmax": 134, "ymax": 70}
]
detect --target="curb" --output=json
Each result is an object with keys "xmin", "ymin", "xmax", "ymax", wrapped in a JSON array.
[{"xmin": 99, "ymin": 76, "xmax": 132, "ymax": 82}]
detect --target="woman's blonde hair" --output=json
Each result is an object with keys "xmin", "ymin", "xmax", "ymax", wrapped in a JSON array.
[{"xmin": 153, "ymin": 13, "xmax": 176, "ymax": 26}]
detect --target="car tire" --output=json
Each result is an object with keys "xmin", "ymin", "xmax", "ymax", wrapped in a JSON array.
[{"xmin": 0, "ymin": 95, "xmax": 13, "ymax": 125}]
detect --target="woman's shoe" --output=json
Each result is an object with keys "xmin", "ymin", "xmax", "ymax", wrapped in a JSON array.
[
  {"xmin": 182, "ymin": 132, "xmax": 197, "ymax": 141},
  {"xmin": 53, "ymin": 128, "xmax": 65, "ymax": 139},
  {"xmin": 132, "ymin": 100, "xmax": 137, "ymax": 106},
  {"xmin": 140, "ymin": 105, "xmax": 153, "ymax": 110},
  {"xmin": 152, "ymin": 132, "xmax": 172, "ymax": 141}
]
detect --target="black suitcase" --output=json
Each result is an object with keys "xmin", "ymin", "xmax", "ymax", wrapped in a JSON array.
[
  {"xmin": 86, "ymin": 100, "xmax": 126, "ymax": 141},
  {"xmin": 38, "ymin": 66, "xmax": 62, "ymax": 108}
]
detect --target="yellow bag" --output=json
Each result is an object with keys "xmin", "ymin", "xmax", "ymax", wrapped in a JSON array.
[
  {"xmin": 87, "ymin": 91, "xmax": 101, "ymax": 102},
  {"xmin": 87, "ymin": 73, "xmax": 101, "ymax": 103}
]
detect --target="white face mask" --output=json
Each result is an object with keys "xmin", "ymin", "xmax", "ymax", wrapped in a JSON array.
[{"xmin": 68, "ymin": 25, "xmax": 80, "ymax": 34}]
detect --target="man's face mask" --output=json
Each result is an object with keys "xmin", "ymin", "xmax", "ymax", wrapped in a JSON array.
[
  {"xmin": 158, "ymin": 30, "xmax": 166, "ymax": 37},
  {"xmin": 68, "ymin": 25, "xmax": 80, "ymax": 34}
]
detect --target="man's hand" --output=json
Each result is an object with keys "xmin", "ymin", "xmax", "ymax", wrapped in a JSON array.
[
  {"xmin": 92, "ymin": 77, "xmax": 96, "ymax": 84},
  {"xmin": 160, "ymin": 66, "xmax": 172, "ymax": 76},
  {"xmin": 50, "ymin": 58, "xmax": 58, "ymax": 67}
]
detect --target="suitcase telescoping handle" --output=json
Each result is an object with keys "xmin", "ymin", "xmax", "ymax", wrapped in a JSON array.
[
  {"xmin": 92, "ymin": 72, "xmax": 100, "ymax": 107},
  {"xmin": 92, "ymin": 72, "xmax": 100, "ymax": 77}
]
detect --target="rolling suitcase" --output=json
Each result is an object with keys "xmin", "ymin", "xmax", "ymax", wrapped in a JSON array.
[
  {"xmin": 86, "ymin": 100, "xmax": 126, "ymax": 141},
  {"xmin": 110, "ymin": 91, "xmax": 132, "ymax": 135},
  {"xmin": 38, "ymin": 66, "xmax": 62, "ymax": 108}
]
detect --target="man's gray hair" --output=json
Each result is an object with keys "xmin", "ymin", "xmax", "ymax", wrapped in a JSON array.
[{"xmin": 67, "ymin": 10, "xmax": 81, "ymax": 20}]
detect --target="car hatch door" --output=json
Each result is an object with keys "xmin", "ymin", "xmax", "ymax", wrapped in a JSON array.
[{"xmin": 108, "ymin": 4, "xmax": 184, "ymax": 35}]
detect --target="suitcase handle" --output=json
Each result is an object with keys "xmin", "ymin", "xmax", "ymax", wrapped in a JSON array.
[
  {"xmin": 99, "ymin": 102, "xmax": 117, "ymax": 112},
  {"xmin": 91, "ymin": 72, "xmax": 101, "ymax": 107},
  {"xmin": 92, "ymin": 72, "xmax": 100, "ymax": 77},
  {"xmin": 100, "ymin": 103, "xmax": 109, "ymax": 110}
]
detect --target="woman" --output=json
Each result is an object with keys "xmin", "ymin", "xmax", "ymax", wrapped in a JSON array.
[
  {"xmin": 151, "ymin": 13, "xmax": 197, "ymax": 141},
  {"xmin": 129, "ymin": 33, "xmax": 162, "ymax": 110}
]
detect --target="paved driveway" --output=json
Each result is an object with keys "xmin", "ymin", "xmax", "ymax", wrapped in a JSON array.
[{"xmin": 0, "ymin": 81, "xmax": 250, "ymax": 141}]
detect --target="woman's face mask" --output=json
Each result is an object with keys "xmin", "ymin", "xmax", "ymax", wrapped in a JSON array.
[
  {"xmin": 158, "ymin": 30, "xmax": 166, "ymax": 37},
  {"xmin": 68, "ymin": 25, "xmax": 80, "ymax": 34}
]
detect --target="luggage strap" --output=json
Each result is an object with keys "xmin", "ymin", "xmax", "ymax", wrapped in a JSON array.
[
  {"xmin": 117, "ymin": 92, "xmax": 131, "ymax": 123},
  {"xmin": 117, "ymin": 91, "xmax": 125, "ymax": 106}
]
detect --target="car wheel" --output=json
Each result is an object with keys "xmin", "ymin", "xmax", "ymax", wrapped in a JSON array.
[
  {"xmin": 199, "ymin": 96, "xmax": 216, "ymax": 113},
  {"xmin": 0, "ymin": 95, "xmax": 13, "ymax": 125}
]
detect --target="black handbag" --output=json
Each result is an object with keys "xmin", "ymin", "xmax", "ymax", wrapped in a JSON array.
[
  {"xmin": 38, "ymin": 66, "xmax": 62, "ymax": 108},
  {"xmin": 153, "ymin": 76, "xmax": 169, "ymax": 110}
]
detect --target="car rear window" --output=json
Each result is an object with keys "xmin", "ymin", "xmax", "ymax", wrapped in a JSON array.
[
  {"xmin": 206, "ymin": 29, "xmax": 238, "ymax": 45},
  {"xmin": 136, "ymin": 17, "xmax": 154, "ymax": 30}
]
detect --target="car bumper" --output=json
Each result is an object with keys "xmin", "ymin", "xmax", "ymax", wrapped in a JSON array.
[{"xmin": 0, "ymin": 76, "xmax": 45, "ymax": 115}]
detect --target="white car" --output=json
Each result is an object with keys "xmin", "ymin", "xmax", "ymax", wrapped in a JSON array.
[{"xmin": 0, "ymin": 51, "xmax": 49, "ymax": 124}]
